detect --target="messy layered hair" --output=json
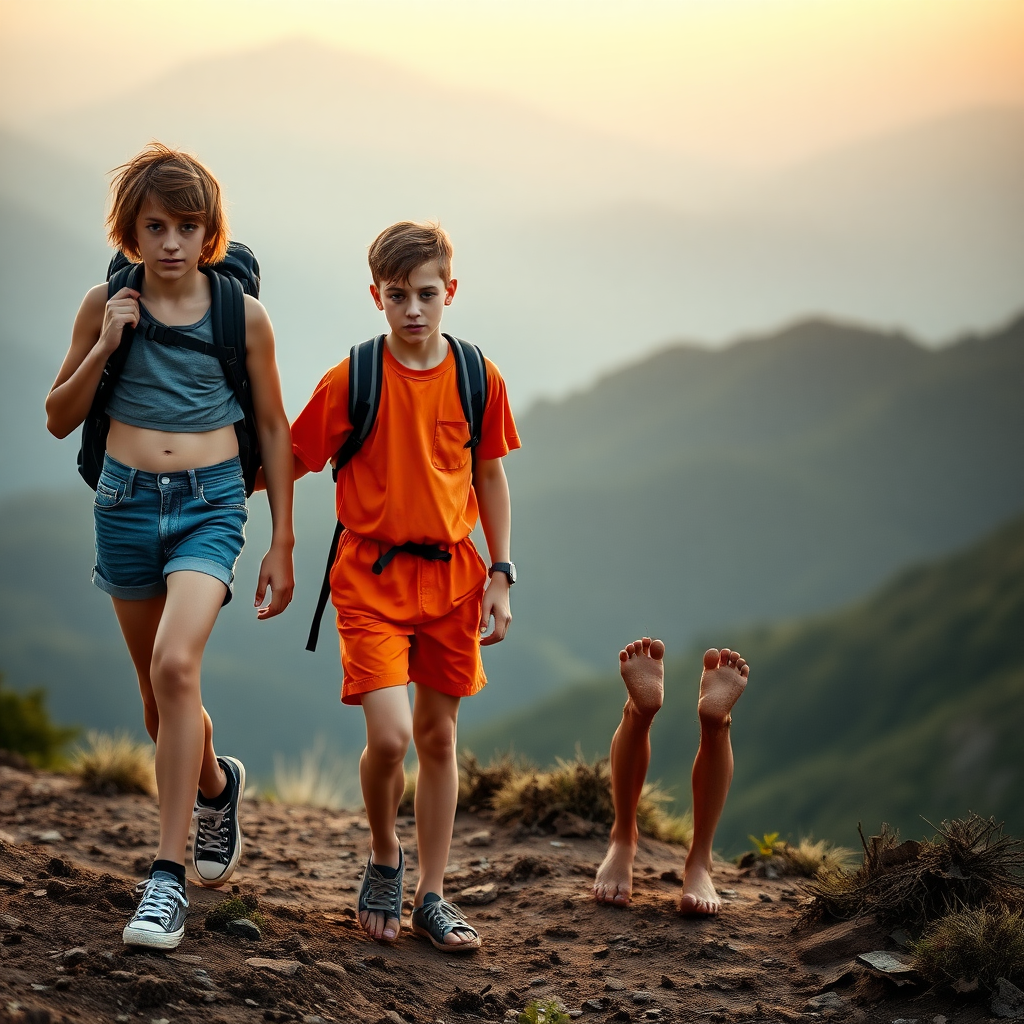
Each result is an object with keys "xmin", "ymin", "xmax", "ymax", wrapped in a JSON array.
[
  {"xmin": 368, "ymin": 221, "xmax": 453, "ymax": 286},
  {"xmin": 105, "ymin": 142, "xmax": 229, "ymax": 265}
]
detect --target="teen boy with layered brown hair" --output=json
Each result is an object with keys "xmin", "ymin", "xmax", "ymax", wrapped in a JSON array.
[{"xmin": 287, "ymin": 221, "xmax": 519, "ymax": 951}]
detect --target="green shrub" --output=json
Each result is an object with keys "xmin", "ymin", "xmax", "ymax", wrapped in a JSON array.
[
  {"xmin": 205, "ymin": 894, "xmax": 265, "ymax": 931},
  {"xmin": 518, "ymin": 999, "xmax": 570, "ymax": 1024},
  {"xmin": 0, "ymin": 675, "xmax": 78, "ymax": 767}
]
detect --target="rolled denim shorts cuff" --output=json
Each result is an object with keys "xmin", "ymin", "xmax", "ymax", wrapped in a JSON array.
[
  {"xmin": 164, "ymin": 556, "xmax": 235, "ymax": 603},
  {"xmin": 91, "ymin": 566, "xmax": 166, "ymax": 601}
]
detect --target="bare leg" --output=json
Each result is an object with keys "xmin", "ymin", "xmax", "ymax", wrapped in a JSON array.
[
  {"xmin": 411, "ymin": 685, "xmax": 477, "ymax": 946},
  {"xmin": 111, "ymin": 595, "xmax": 226, "ymax": 800},
  {"xmin": 146, "ymin": 572, "xmax": 229, "ymax": 865},
  {"xmin": 358, "ymin": 686, "xmax": 412, "ymax": 941},
  {"xmin": 680, "ymin": 648, "xmax": 749, "ymax": 916},
  {"xmin": 593, "ymin": 637, "xmax": 665, "ymax": 905}
]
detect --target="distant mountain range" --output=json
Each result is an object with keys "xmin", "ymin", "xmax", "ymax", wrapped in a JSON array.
[
  {"xmin": 464, "ymin": 511, "xmax": 1024, "ymax": 853},
  {"xmin": 1, "ymin": 38, "xmax": 1022, "ymax": 406},
  {"xmin": 0, "ymin": 314, "xmax": 1021, "ymax": 781}
]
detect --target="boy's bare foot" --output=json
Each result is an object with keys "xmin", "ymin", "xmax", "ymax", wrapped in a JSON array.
[
  {"xmin": 620, "ymin": 636, "xmax": 666, "ymax": 716},
  {"xmin": 696, "ymin": 647, "xmax": 748, "ymax": 725},
  {"xmin": 679, "ymin": 861, "xmax": 721, "ymax": 916},
  {"xmin": 593, "ymin": 839, "xmax": 637, "ymax": 905},
  {"xmin": 592, "ymin": 637, "xmax": 666, "ymax": 905}
]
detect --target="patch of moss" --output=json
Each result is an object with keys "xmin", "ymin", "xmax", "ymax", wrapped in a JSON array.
[
  {"xmin": 518, "ymin": 999, "xmax": 570, "ymax": 1024},
  {"xmin": 205, "ymin": 893, "xmax": 265, "ymax": 931}
]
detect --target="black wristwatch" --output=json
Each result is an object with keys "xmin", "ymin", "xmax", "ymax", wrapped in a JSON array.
[{"xmin": 488, "ymin": 561, "xmax": 517, "ymax": 585}]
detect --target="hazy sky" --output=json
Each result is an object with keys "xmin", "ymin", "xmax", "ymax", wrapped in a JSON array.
[{"xmin": 2, "ymin": 0, "xmax": 1022, "ymax": 166}]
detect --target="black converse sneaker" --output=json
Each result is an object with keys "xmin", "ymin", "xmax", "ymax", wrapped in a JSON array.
[
  {"xmin": 191, "ymin": 755, "xmax": 246, "ymax": 887},
  {"xmin": 122, "ymin": 871, "xmax": 188, "ymax": 949}
]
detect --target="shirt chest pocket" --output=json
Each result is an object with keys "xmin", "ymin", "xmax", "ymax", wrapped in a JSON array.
[{"xmin": 431, "ymin": 419, "xmax": 471, "ymax": 471}]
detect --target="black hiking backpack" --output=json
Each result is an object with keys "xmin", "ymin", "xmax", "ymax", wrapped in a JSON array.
[
  {"xmin": 77, "ymin": 241, "xmax": 263, "ymax": 495},
  {"xmin": 305, "ymin": 333, "xmax": 488, "ymax": 652}
]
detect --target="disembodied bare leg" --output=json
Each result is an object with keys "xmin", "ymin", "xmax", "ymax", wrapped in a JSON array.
[
  {"xmin": 592, "ymin": 637, "xmax": 665, "ymax": 905},
  {"xmin": 679, "ymin": 648, "xmax": 749, "ymax": 916}
]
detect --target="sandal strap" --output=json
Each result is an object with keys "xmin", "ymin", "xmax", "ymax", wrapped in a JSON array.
[
  {"xmin": 414, "ymin": 897, "xmax": 478, "ymax": 941},
  {"xmin": 358, "ymin": 849, "xmax": 404, "ymax": 918}
]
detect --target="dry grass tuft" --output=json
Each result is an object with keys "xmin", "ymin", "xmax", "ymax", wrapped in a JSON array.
[
  {"xmin": 741, "ymin": 835, "xmax": 854, "ymax": 878},
  {"xmin": 913, "ymin": 906, "xmax": 1024, "ymax": 989},
  {"xmin": 637, "ymin": 784, "xmax": 693, "ymax": 846},
  {"xmin": 70, "ymin": 731, "xmax": 155, "ymax": 795},
  {"xmin": 806, "ymin": 815, "xmax": 1024, "ymax": 928},
  {"xmin": 398, "ymin": 767, "xmax": 417, "ymax": 816},
  {"xmin": 491, "ymin": 754, "xmax": 615, "ymax": 827},
  {"xmin": 272, "ymin": 739, "xmax": 357, "ymax": 809},
  {"xmin": 459, "ymin": 750, "xmax": 528, "ymax": 811}
]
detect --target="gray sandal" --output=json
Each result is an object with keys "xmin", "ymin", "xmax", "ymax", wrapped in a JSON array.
[
  {"xmin": 357, "ymin": 846, "xmax": 404, "ymax": 941},
  {"xmin": 411, "ymin": 891, "xmax": 481, "ymax": 952}
]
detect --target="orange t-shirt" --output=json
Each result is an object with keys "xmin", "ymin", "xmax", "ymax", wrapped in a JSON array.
[{"xmin": 291, "ymin": 344, "xmax": 521, "ymax": 547}]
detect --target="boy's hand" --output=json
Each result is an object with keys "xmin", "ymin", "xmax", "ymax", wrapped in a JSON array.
[
  {"xmin": 99, "ymin": 287, "xmax": 140, "ymax": 354},
  {"xmin": 255, "ymin": 542, "xmax": 295, "ymax": 619},
  {"xmin": 479, "ymin": 575, "xmax": 511, "ymax": 646}
]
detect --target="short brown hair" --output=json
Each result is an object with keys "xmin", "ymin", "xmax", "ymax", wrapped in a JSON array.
[
  {"xmin": 106, "ymin": 142, "xmax": 229, "ymax": 264},
  {"xmin": 368, "ymin": 221, "xmax": 453, "ymax": 286}
]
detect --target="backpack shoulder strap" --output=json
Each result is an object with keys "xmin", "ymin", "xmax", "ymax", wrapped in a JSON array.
[
  {"xmin": 445, "ymin": 334, "xmax": 487, "ymax": 448},
  {"xmin": 331, "ymin": 335, "xmax": 386, "ymax": 480}
]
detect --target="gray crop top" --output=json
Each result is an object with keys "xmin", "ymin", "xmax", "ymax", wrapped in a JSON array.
[{"xmin": 106, "ymin": 304, "xmax": 244, "ymax": 432}]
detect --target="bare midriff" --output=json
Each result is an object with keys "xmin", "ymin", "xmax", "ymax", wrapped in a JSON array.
[{"xmin": 107, "ymin": 419, "xmax": 239, "ymax": 473}]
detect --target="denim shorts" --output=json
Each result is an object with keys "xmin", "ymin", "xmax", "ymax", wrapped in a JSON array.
[{"xmin": 92, "ymin": 453, "xmax": 247, "ymax": 604}]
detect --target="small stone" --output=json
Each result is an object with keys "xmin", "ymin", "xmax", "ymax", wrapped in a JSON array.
[
  {"xmin": 151, "ymin": 1019, "xmax": 170, "ymax": 1024},
  {"xmin": 631, "ymin": 990, "xmax": 654, "ymax": 1004},
  {"xmin": 717, "ymin": 888, "xmax": 737, "ymax": 896},
  {"xmin": 604, "ymin": 978, "xmax": 626, "ymax": 991},
  {"xmin": 758, "ymin": 892, "xmax": 774, "ymax": 902},
  {"xmin": 245, "ymin": 999, "xmax": 259, "ymax": 1007},
  {"xmin": 54, "ymin": 977, "xmax": 71, "ymax": 991},
  {"xmin": 991, "ymin": 977, "xmax": 1024, "ymax": 1019},
  {"xmin": 593, "ymin": 946, "xmax": 610, "ymax": 959},
  {"xmin": 0, "ymin": 914, "xmax": 24, "ymax": 929},
  {"xmin": 464, "ymin": 830, "xmax": 493, "ymax": 847},
  {"xmin": 37, "ymin": 830, "xmax": 64, "ymax": 843},
  {"xmin": 109, "ymin": 970, "xmax": 136, "ymax": 981},
  {"xmin": 245, "ymin": 957, "xmax": 303, "ymax": 976},
  {"xmin": 659, "ymin": 869, "xmax": 681, "ymax": 883},
  {"xmin": 32, "ymin": 889, "xmax": 47, "ymax": 897},
  {"xmin": 0, "ymin": 869, "xmax": 25, "ymax": 888},
  {"xmin": 61, "ymin": 947, "xmax": 88, "ymax": 966},
  {"xmin": 30, "ymin": 983, "xmax": 49, "ymax": 991},
  {"xmin": 806, "ymin": 991, "xmax": 844, "ymax": 1012},
  {"xmin": 315, "ymin": 960, "xmax": 347, "ymax": 976},
  {"xmin": 457, "ymin": 882, "xmax": 498, "ymax": 905},
  {"xmin": 858, "ymin": 950, "xmax": 916, "ymax": 974},
  {"xmin": 583, "ymin": 999, "xmax": 607, "ymax": 1011},
  {"xmin": 226, "ymin": 918, "xmax": 262, "ymax": 940},
  {"xmin": 643, "ymin": 1012, "xmax": 662, "ymax": 1021},
  {"xmin": 529, "ymin": 975, "xmax": 548, "ymax": 986},
  {"xmin": 659, "ymin": 975, "xmax": 675, "ymax": 988}
]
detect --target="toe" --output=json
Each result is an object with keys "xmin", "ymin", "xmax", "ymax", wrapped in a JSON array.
[
  {"xmin": 641, "ymin": 636, "xmax": 651, "ymax": 654},
  {"xmin": 741, "ymin": 664, "xmax": 750, "ymax": 678},
  {"xmin": 619, "ymin": 648, "xmax": 629, "ymax": 663},
  {"xmin": 703, "ymin": 649, "xmax": 720, "ymax": 670},
  {"xmin": 650, "ymin": 639, "xmax": 666, "ymax": 660}
]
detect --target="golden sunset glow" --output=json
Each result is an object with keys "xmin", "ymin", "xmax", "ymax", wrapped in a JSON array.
[{"xmin": 2, "ymin": 0, "xmax": 1022, "ymax": 165}]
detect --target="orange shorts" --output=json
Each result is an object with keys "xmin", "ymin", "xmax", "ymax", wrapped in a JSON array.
[{"xmin": 330, "ymin": 531, "xmax": 488, "ymax": 705}]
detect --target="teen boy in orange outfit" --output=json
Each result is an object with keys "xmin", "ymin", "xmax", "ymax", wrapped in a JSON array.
[{"xmin": 289, "ymin": 222, "xmax": 519, "ymax": 952}]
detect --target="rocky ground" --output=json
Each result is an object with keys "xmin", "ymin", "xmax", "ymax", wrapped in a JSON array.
[{"xmin": 0, "ymin": 764, "xmax": 999, "ymax": 1024}]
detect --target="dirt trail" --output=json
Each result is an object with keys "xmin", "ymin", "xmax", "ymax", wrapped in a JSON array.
[{"xmin": 0, "ymin": 765, "xmax": 985, "ymax": 1023}]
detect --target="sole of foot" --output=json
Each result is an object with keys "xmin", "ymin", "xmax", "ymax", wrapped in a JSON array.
[
  {"xmin": 697, "ymin": 647, "xmax": 748, "ymax": 723},
  {"xmin": 619, "ymin": 636, "xmax": 665, "ymax": 716}
]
